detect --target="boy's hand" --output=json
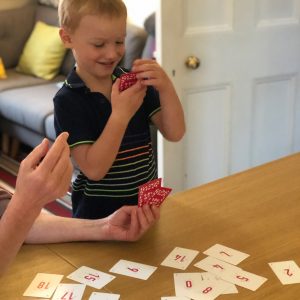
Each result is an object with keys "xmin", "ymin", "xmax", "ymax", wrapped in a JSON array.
[
  {"xmin": 132, "ymin": 59, "xmax": 172, "ymax": 93},
  {"xmin": 111, "ymin": 78, "xmax": 146, "ymax": 122}
]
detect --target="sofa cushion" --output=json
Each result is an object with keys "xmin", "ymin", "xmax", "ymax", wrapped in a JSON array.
[
  {"xmin": 0, "ymin": 3, "xmax": 36, "ymax": 68},
  {"xmin": 16, "ymin": 21, "xmax": 67, "ymax": 80},
  {"xmin": 121, "ymin": 23, "xmax": 147, "ymax": 69},
  {"xmin": 35, "ymin": 3, "xmax": 75, "ymax": 77},
  {"xmin": 44, "ymin": 113, "xmax": 56, "ymax": 140},
  {"xmin": 0, "ymin": 69, "xmax": 65, "ymax": 92},
  {"xmin": 0, "ymin": 83, "xmax": 61, "ymax": 134}
]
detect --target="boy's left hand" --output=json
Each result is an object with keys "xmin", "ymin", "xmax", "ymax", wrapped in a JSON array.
[{"xmin": 131, "ymin": 59, "xmax": 172, "ymax": 92}]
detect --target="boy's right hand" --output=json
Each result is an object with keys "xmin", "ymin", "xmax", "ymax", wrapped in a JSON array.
[{"xmin": 111, "ymin": 78, "xmax": 147, "ymax": 122}]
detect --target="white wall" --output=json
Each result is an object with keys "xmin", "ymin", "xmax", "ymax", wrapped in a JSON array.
[{"xmin": 123, "ymin": 0, "xmax": 157, "ymax": 27}]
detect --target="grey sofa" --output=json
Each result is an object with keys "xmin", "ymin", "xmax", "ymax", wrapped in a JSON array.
[{"xmin": 0, "ymin": 0, "xmax": 152, "ymax": 157}]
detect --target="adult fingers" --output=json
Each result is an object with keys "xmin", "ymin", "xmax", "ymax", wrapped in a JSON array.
[
  {"xmin": 40, "ymin": 132, "xmax": 69, "ymax": 173},
  {"xmin": 22, "ymin": 138, "xmax": 49, "ymax": 170}
]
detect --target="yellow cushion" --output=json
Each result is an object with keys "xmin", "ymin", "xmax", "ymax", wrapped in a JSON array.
[
  {"xmin": 16, "ymin": 21, "xmax": 66, "ymax": 80},
  {"xmin": 0, "ymin": 57, "xmax": 7, "ymax": 79}
]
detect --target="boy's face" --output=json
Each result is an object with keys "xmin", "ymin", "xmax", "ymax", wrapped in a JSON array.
[{"xmin": 60, "ymin": 14, "xmax": 126, "ymax": 79}]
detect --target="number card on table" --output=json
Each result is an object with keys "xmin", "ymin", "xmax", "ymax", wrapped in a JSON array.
[
  {"xmin": 23, "ymin": 273, "xmax": 63, "ymax": 298},
  {"xmin": 269, "ymin": 260, "xmax": 300, "ymax": 284},
  {"xmin": 203, "ymin": 244, "xmax": 249, "ymax": 265},
  {"xmin": 174, "ymin": 272, "xmax": 226, "ymax": 300},
  {"xmin": 51, "ymin": 283, "xmax": 85, "ymax": 300},
  {"xmin": 109, "ymin": 259, "xmax": 157, "ymax": 280},
  {"xmin": 67, "ymin": 266, "xmax": 115, "ymax": 289},
  {"xmin": 194, "ymin": 256, "xmax": 267, "ymax": 291},
  {"xmin": 161, "ymin": 247, "xmax": 200, "ymax": 270}
]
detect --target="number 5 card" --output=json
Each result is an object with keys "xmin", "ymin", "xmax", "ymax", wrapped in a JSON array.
[{"xmin": 109, "ymin": 259, "xmax": 157, "ymax": 280}]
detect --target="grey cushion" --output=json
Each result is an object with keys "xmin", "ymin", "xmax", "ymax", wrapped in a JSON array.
[
  {"xmin": 0, "ymin": 68, "xmax": 65, "ymax": 92},
  {"xmin": 0, "ymin": 83, "xmax": 61, "ymax": 134},
  {"xmin": 121, "ymin": 23, "xmax": 147, "ymax": 69},
  {"xmin": 35, "ymin": 2, "xmax": 59, "ymax": 26},
  {"xmin": 44, "ymin": 113, "xmax": 56, "ymax": 140},
  {"xmin": 0, "ymin": 3, "xmax": 36, "ymax": 68}
]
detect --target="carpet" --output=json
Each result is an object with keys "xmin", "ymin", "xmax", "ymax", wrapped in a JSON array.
[{"xmin": 0, "ymin": 154, "xmax": 72, "ymax": 217}]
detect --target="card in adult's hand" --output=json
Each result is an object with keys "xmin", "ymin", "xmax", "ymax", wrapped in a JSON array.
[
  {"xmin": 23, "ymin": 273, "xmax": 63, "ymax": 298},
  {"xmin": 138, "ymin": 178, "xmax": 162, "ymax": 207},
  {"xmin": 119, "ymin": 72, "xmax": 138, "ymax": 91}
]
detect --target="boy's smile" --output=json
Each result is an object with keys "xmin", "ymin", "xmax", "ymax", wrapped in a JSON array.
[{"xmin": 61, "ymin": 14, "xmax": 126, "ymax": 82}]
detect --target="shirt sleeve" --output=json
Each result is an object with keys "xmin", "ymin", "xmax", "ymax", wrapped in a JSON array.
[
  {"xmin": 53, "ymin": 90, "xmax": 97, "ymax": 147},
  {"xmin": 143, "ymin": 86, "xmax": 161, "ymax": 119}
]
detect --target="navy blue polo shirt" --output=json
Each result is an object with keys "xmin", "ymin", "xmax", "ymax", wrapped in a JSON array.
[{"xmin": 53, "ymin": 67, "xmax": 161, "ymax": 219}]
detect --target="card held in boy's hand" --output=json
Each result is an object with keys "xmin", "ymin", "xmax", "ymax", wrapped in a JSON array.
[{"xmin": 119, "ymin": 72, "xmax": 138, "ymax": 91}]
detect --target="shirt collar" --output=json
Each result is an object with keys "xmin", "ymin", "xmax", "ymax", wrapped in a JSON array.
[{"xmin": 64, "ymin": 66, "xmax": 130, "ymax": 89}]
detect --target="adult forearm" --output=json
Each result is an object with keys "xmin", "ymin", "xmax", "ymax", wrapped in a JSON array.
[
  {"xmin": 25, "ymin": 213, "xmax": 107, "ymax": 244},
  {"xmin": 0, "ymin": 199, "xmax": 41, "ymax": 276}
]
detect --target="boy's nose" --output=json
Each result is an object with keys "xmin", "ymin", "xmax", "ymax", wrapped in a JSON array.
[{"xmin": 106, "ymin": 45, "xmax": 122, "ymax": 60}]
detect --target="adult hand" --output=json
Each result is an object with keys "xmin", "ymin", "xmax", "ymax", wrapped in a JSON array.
[
  {"xmin": 104, "ymin": 205, "xmax": 160, "ymax": 241},
  {"xmin": 14, "ymin": 132, "xmax": 73, "ymax": 211}
]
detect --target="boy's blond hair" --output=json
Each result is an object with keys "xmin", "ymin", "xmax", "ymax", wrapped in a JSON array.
[{"xmin": 58, "ymin": 0, "xmax": 127, "ymax": 32}]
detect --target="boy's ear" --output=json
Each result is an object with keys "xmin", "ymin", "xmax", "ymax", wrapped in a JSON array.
[{"xmin": 59, "ymin": 28, "xmax": 72, "ymax": 48}]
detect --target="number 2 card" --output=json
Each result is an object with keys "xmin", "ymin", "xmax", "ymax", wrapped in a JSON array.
[{"xmin": 269, "ymin": 260, "xmax": 300, "ymax": 284}]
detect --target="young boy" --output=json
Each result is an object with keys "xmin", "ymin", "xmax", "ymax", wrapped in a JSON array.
[{"xmin": 54, "ymin": 0, "xmax": 185, "ymax": 219}]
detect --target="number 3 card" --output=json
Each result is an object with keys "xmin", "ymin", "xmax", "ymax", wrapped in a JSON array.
[
  {"xmin": 109, "ymin": 259, "xmax": 157, "ymax": 280},
  {"xmin": 67, "ymin": 266, "xmax": 116, "ymax": 289},
  {"xmin": 23, "ymin": 273, "xmax": 63, "ymax": 298}
]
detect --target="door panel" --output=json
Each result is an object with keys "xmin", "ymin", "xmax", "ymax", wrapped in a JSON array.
[{"xmin": 158, "ymin": 0, "xmax": 300, "ymax": 191}]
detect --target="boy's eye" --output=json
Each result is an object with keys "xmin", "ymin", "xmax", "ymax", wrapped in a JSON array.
[
  {"xmin": 94, "ymin": 43, "xmax": 104, "ymax": 48},
  {"xmin": 116, "ymin": 40, "xmax": 124, "ymax": 45}
]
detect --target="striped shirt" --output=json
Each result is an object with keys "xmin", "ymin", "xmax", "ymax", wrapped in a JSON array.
[{"xmin": 54, "ymin": 67, "xmax": 161, "ymax": 219}]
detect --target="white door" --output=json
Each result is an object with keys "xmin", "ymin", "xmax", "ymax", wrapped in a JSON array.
[{"xmin": 157, "ymin": 0, "xmax": 300, "ymax": 191}]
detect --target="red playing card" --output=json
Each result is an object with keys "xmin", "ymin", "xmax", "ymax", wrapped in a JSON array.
[
  {"xmin": 148, "ymin": 186, "xmax": 172, "ymax": 207},
  {"xmin": 138, "ymin": 178, "xmax": 162, "ymax": 207},
  {"xmin": 119, "ymin": 72, "xmax": 138, "ymax": 91}
]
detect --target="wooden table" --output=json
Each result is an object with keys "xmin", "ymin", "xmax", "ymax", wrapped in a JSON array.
[{"xmin": 1, "ymin": 153, "xmax": 300, "ymax": 299}]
